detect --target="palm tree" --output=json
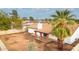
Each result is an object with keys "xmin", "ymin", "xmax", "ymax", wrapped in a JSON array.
[
  {"xmin": 51, "ymin": 9, "xmax": 75, "ymax": 20},
  {"xmin": 51, "ymin": 9, "xmax": 76, "ymax": 50},
  {"xmin": 52, "ymin": 22, "xmax": 71, "ymax": 50}
]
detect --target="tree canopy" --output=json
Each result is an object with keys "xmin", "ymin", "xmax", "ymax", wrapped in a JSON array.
[
  {"xmin": 0, "ymin": 9, "xmax": 22, "ymax": 30},
  {"xmin": 50, "ymin": 9, "xmax": 77, "ymax": 50},
  {"xmin": 51, "ymin": 9, "xmax": 76, "ymax": 40}
]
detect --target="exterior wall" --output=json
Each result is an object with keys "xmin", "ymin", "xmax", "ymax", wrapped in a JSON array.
[
  {"xmin": 28, "ymin": 28, "xmax": 35, "ymax": 34},
  {"xmin": 36, "ymin": 32, "xmax": 40, "ymax": 37},
  {"xmin": 37, "ymin": 23, "xmax": 43, "ymax": 29},
  {"xmin": 64, "ymin": 27, "xmax": 79, "ymax": 44},
  {"xmin": 23, "ymin": 26, "xmax": 27, "ymax": 30},
  {"xmin": 0, "ymin": 29, "xmax": 25, "ymax": 35},
  {"xmin": 36, "ymin": 32, "xmax": 43, "ymax": 37},
  {"xmin": 48, "ymin": 34, "xmax": 57, "ymax": 41}
]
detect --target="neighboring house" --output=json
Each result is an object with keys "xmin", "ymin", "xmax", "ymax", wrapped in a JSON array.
[
  {"xmin": 34, "ymin": 22, "xmax": 52, "ymax": 38},
  {"xmin": 22, "ymin": 20, "xmax": 33, "ymax": 30},
  {"xmin": 27, "ymin": 21, "xmax": 57, "ymax": 41},
  {"xmin": 27, "ymin": 22, "xmax": 37, "ymax": 34},
  {"xmin": 24, "ymin": 21, "xmax": 79, "ymax": 44}
]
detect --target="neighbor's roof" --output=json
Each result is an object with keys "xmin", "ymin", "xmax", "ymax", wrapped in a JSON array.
[
  {"xmin": 35, "ymin": 22, "xmax": 52, "ymax": 33},
  {"xmin": 30, "ymin": 23, "xmax": 38, "ymax": 29},
  {"xmin": 29, "ymin": 22, "xmax": 53, "ymax": 33},
  {"xmin": 28, "ymin": 21, "xmax": 79, "ymax": 34}
]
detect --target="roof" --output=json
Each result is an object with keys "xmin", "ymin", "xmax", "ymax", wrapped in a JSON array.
[
  {"xmin": 22, "ymin": 20, "xmax": 38, "ymax": 26},
  {"xmin": 28, "ymin": 21, "xmax": 79, "ymax": 34},
  {"xmin": 30, "ymin": 23, "xmax": 38, "ymax": 29},
  {"xmin": 29, "ymin": 22, "xmax": 52, "ymax": 33},
  {"xmin": 35, "ymin": 23, "xmax": 52, "ymax": 33}
]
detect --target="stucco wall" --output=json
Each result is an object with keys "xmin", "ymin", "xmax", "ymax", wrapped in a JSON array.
[{"xmin": 0, "ymin": 29, "xmax": 25, "ymax": 35}]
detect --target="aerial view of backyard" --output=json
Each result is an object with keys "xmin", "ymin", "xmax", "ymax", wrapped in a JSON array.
[{"xmin": 0, "ymin": 8, "xmax": 79, "ymax": 51}]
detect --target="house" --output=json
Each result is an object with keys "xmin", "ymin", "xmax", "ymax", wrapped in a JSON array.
[
  {"xmin": 23, "ymin": 20, "xmax": 58, "ymax": 41},
  {"xmin": 26, "ymin": 21, "xmax": 79, "ymax": 44},
  {"xmin": 27, "ymin": 22, "xmax": 38, "ymax": 34},
  {"xmin": 34, "ymin": 22, "xmax": 52, "ymax": 38},
  {"xmin": 26, "ymin": 21, "xmax": 56, "ymax": 40},
  {"xmin": 32, "ymin": 22, "xmax": 79, "ymax": 44},
  {"xmin": 22, "ymin": 20, "xmax": 33, "ymax": 30}
]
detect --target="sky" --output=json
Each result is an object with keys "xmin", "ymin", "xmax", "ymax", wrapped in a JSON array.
[{"xmin": 1, "ymin": 8, "xmax": 79, "ymax": 19}]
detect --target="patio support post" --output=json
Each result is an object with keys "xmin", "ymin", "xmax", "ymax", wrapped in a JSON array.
[
  {"xmin": 47, "ymin": 34, "xmax": 49, "ymax": 38},
  {"xmin": 34, "ymin": 31, "xmax": 37, "ymax": 39},
  {"xmin": 40, "ymin": 32, "xmax": 42, "ymax": 39}
]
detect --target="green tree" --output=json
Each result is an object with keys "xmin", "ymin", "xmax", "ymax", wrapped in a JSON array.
[
  {"xmin": 51, "ymin": 9, "xmax": 76, "ymax": 50},
  {"xmin": 22, "ymin": 17, "xmax": 28, "ymax": 21},
  {"xmin": 0, "ymin": 10, "xmax": 11, "ymax": 30},
  {"xmin": 11, "ymin": 9, "xmax": 18, "ymax": 18},
  {"xmin": 10, "ymin": 9, "xmax": 22, "ymax": 29},
  {"xmin": 29, "ymin": 16, "xmax": 34, "ymax": 21},
  {"xmin": 51, "ymin": 9, "xmax": 75, "ymax": 20}
]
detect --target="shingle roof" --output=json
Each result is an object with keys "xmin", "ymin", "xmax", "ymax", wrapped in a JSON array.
[
  {"xmin": 29, "ymin": 22, "xmax": 52, "ymax": 33},
  {"xmin": 35, "ymin": 23, "xmax": 52, "ymax": 33},
  {"xmin": 29, "ymin": 21, "xmax": 79, "ymax": 34}
]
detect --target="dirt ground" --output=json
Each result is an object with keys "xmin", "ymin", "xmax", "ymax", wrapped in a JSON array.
[
  {"xmin": 0, "ymin": 32, "xmax": 44, "ymax": 51},
  {"xmin": 0, "ymin": 32, "xmax": 79, "ymax": 51}
]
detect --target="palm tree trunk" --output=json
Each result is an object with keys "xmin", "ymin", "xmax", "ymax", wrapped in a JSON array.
[{"xmin": 58, "ymin": 38, "xmax": 63, "ymax": 51}]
